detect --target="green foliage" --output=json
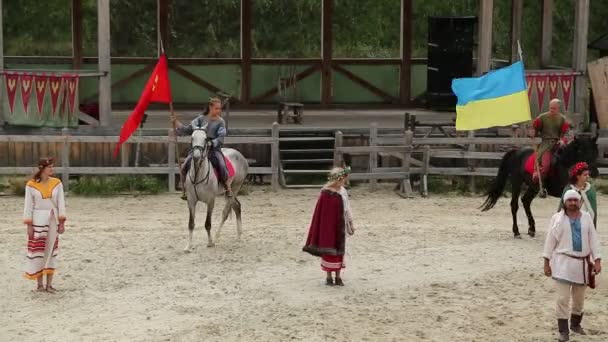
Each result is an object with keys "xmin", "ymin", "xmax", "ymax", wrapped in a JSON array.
[
  {"xmin": 593, "ymin": 178, "xmax": 608, "ymax": 195},
  {"xmin": 3, "ymin": 0, "xmax": 72, "ymax": 56},
  {"xmin": 71, "ymin": 175, "xmax": 165, "ymax": 196},
  {"xmin": 333, "ymin": 0, "xmax": 400, "ymax": 58},
  {"xmin": 6, "ymin": 177, "xmax": 28, "ymax": 196},
  {"xmin": 426, "ymin": 176, "xmax": 456, "ymax": 194},
  {"xmin": 169, "ymin": 0, "xmax": 240, "ymax": 57},
  {"xmin": 3, "ymin": 0, "xmax": 608, "ymax": 64}
]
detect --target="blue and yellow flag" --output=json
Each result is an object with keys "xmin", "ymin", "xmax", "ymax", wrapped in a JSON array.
[{"xmin": 451, "ymin": 61, "xmax": 531, "ymax": 130}]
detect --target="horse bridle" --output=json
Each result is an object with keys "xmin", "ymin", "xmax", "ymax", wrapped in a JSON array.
[{"xmin": 189, "ymin": 128, "xmax": 212, "ymax": 186}]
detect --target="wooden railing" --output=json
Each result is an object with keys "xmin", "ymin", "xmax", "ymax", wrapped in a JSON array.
[
  {"xmin": 0, "ymin": 123, "xmax": 281, "ymax": 192},
  {"xmin": 333, "ymin": 123, "xmax": 608, "ymax": 197}
]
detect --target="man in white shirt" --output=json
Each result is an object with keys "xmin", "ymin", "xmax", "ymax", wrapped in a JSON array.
[{"xmin": 543, "ymin": 189, "xmax": 602, "ymax": 341}]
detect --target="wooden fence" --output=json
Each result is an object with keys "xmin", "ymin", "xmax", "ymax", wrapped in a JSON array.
[
  {"xmin": 334, "ymin": 122, "xmax": 608, "ymax": 197},
  {"xmin": 3, "ymin": 120, "xmax": 607, "ymax": 197},
  {"xmin": 0, "ymin": 123, "xmax": 281, "ymax": 192}
]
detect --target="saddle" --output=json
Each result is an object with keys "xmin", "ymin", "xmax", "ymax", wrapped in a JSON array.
[
  {"xmin": 182, "ymin": 153, "xmax": 236, "ymax": 179},
  {"xmin": 524, "ymin": 146, "xmax": 561, "ymax": 177}
]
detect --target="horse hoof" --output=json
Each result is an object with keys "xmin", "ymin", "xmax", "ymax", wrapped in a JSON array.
[
  {"xmin": 183, "ymin": 247, "xmax": 192, "ymax": 253},
  {"xmin": 514, "ymin": 234, "xmax": 522, "ymax": 239},
  {"xmin": 207, "ymin": 242, "xmax": 216, "ymax": 248},
  {"xmin": 528, "ymin": 231, "xmax": 536, "ymax": 238}
]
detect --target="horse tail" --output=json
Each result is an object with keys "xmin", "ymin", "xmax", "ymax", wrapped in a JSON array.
[{"xmin": 480, "ymin": 149, "xmax": 517, "ymax": 212}]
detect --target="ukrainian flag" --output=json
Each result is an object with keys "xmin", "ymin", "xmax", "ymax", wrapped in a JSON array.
[{"xmin": 451, "ymin": 61, "xmax": 531, "ymax": 131}]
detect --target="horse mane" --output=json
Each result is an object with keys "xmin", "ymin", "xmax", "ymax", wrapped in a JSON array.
[{"xmin": 557, "ymin": 134, "xmax": 597, "ymax": 167}]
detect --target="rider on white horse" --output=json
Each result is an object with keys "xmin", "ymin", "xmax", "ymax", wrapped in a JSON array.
[{"xmin": 171, "ymin": 98, "xmax": 233, "ymax": 200}]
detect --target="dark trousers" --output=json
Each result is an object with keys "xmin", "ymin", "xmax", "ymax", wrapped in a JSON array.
[{"xmin": 182, "ymin": 148, "xmax": 229, "ymax": 183}]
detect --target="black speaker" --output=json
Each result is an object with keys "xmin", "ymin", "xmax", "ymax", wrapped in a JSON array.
[{"xmin": 426, "ymin": 16, "xmax": 477, "ymax": 109}]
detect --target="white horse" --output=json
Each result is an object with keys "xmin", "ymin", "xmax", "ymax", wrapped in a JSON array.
[{"xmin": 183, "ymin": 124, "xmax": 249, "ymax": 251}]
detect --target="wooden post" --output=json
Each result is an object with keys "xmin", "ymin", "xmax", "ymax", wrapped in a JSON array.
[
  {"xmin": 167, "ymin": 130, "xmax": 176, "ymax": 192},
  {"xmin": 510, "ymin": 0, "xmax": 523, "ymax": 62},
  {"xmin": 157, "ymin": 0, "xmax": 169, "ymax": 55},
  {"xmin": 61, "ymin": 128, "xmax": 70, "ymax": 192},
  {"xmin": 271, "ymin": 122, "xmax": 280, "ymax": 191},
  {"xmin": 0, "ymin": 0, "xmax": 4, "ymax": 126},
  {"xmin": 404, "ymin": 112, "xmax": 410, "ymax": 131},
  {"xmin": 471, "ymin": 0, "xmax": 493, "ymax": 193},
  {"xmin": 333, "ymin": 131, "xmax": 343, "ymax": 167},
  {"xmin": 410, "ymin": 114, "xmax": 417, "ymax": 134},
  {"xmin": 399, "ymin": 130, "xmax": 413, "ymax": 198},
  {"xmin": 321, "ymin": 0, "xmax": 333, "ymax": 105},
  {"xmin": 97, "ymin": 0, "xmax": 112, "ymax": 126},
  {"xmin": 540, "ymin": 0, "xmax": 554, "ymax": 67},
  {"xmin": 72, "ymin": 0, "xmax": 83, "ymax": 69},
  {"xmin": 120, "ymin": 143, "xmax": 129, "ymax": 167},
  {"xmin": 369, "ymin": 122, "xmax": 378, "ymax": 191},
  {"xmin": 573, "ymin": 0, "xmax": 589, "ymax": 115},
  {"xmin": 240, "ymin": 0, "xmax": 252, "ymax": 104},
  {"xmin": 399, "ymin": 0, "xmax": 412, "ymax": 105},
  {"xmin": 467, "ymin": 130, "xmax": 476, "ymax": 193},
  {"xmin": 477, "ymin": 0, "xmax": 493, "ymax": 75},
  {"xmin": 422, "ymin": 145, "xmax": 430, "ymax": 197}
]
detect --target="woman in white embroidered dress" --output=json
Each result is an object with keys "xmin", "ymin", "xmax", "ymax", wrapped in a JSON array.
[{"xmin": 23, "ymin": 157, "xmax": 66, "ymax": 293}]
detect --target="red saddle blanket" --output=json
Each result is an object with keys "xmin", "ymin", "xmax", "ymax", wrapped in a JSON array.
[
  {"xmin": 217, "ymin": 156, "xmax": 236, "ymax": 179},
  {"xmin": 524, "ymin": 152, "xmax": 552, "ymax": 176},
  {"xmin": 524, "ymin": 153, "xmax": 537, "ymax": 175}
]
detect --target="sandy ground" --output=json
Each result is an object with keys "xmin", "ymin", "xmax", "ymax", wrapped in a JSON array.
[{"xmin": 1, "ymin": 186, "xmax": 607, "ymax": 342}]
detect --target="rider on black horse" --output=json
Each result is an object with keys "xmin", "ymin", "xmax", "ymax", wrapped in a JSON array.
[
  {"xmin": 529, "ymin": 98, "xmax": 571, "ymax": 195},
  {"xmin": 170, "ymin": 98, "xmax": 232, "ymax": 200}
]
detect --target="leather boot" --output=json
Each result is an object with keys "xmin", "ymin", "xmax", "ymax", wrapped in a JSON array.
[
  {"xmin": 558, "ymin": 319, "xmax": 570, "ymax": 342},
  {"xmin": 570, "ymin": 313, "xmax": 586, "ymax": 335}
]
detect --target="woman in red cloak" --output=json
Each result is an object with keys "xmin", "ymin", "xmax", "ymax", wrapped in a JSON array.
[{"xmin": 303, "ymin": 166, "xmax": 355, "ymax": 286}]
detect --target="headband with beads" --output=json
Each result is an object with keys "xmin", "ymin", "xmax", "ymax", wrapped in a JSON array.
[{"xmin": 328, "ymin": 166, "xmax": 351, "ymax": 182}]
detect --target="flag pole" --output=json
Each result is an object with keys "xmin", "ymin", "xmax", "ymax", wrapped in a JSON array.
[
  {"xmin": 160, "ymin": 37, "xmax": 181, "ymax": 192},
  {"xmin": 517, "ymin": 40, "xmax": 523, "ymax": 62},
  {"xmin": 520, "ymin": 40, "xmax": 546, "ymax": 195}
]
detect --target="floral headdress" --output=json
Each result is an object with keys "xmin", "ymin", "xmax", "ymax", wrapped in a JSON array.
[
  {"xmin": 38, "ymin": 157, "xmax": 54, "ymax": 169},
  {"xmin": 570, "ymin": 162, "xmax": 589, "ymax": 178},
  {"xmin": 328, "ymin": 166, "xmax": 351, "ymax": 182}
]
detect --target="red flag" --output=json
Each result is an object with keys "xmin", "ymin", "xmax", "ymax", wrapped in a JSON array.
[
  {"xmin": 49, "ymin": 75, "xmax": 64, "ymax": 116},
  {"xmin": 535, "ymin": 75, "xmax": 548, "ymax": 112},
  {"xmin": 526, "ymin": 75, "xmax": 535, "ymax": 102},
  {"xmin": 35, "ymin": 75, "xmax": 49, "ymax": 115},
  {"xmin": 65, "ymin": 75, "xmax": 79, "ymax": 114},
  {"xmin": 560, "ymin": 75, "xmax": 573, "ymax": 111},
  {"xmin": 114, "ymin": 54, "xmax": 172, "ymax": 156},
  {"xmin": 548, "ymin": 74, "xmax": 559, "ymax": 100},
  {"xmin": 4, "ymin": 72, "xmax": 19, "ymax": 114},
  {"xmin": 20, "ymin": 74, "xmax": 34, "ymax": 114}
]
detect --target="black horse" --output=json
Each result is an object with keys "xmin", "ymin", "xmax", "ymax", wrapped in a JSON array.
[{"xmin": 480, "ymin": 134, "xmax": 599, "ymax": 238}]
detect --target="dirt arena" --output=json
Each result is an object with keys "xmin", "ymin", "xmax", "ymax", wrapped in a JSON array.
[{"xmin": 1, "ymin": 186, "xmax": 607, "ymax": 342}]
